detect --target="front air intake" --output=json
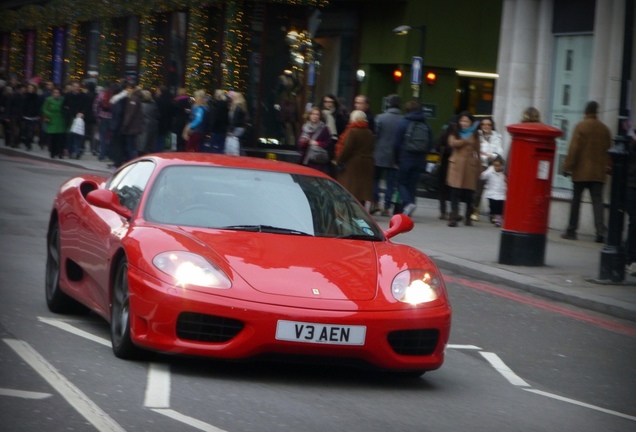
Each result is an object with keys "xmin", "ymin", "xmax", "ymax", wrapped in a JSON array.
[
  {"xmin": 387, "ymin": 329, "xmax": 439, "ymax": 356},
  {"xmin": 176, "ymin": 312, "xmax": 244, "ymax": 343}
]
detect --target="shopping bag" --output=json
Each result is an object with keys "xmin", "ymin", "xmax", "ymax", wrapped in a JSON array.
[
  {"xmin": 70, "ymin": 117, "xmax": 85, "ymax": 135},
  {"xmin": 225, "ymin": 135, "xmax": 240, "ymax": 155}
]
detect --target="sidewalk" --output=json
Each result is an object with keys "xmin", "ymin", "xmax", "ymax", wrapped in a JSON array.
[{"xmin": 2, "ymin": 141, "xmax": 636, "ymax": 323}]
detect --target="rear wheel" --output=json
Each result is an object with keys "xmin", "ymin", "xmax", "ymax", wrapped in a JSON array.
[
  {"xmin": 111, "ymin": 257, "xmax": 144, "ymax": 359},
  {"xmin": 45, "ymin": 221, "xmax": 87, "ymax": 314}
]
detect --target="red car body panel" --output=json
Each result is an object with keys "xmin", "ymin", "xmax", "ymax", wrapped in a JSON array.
[{"xmin": 49, "ymin": 154, "xmax": 452, "ymax": 372}]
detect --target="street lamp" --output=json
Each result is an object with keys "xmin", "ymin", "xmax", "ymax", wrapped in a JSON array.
[{"xmin": 393, "ymin": 24, "xmax": 426, "ymax": 100}]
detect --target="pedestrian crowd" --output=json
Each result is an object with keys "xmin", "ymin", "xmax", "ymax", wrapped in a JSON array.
[
  {"xmin": 0, "ymin": 75, "xmax": 249, "ymax": 169},
  {"xmin": 1, "ymin": 73, "xmax": 620, "ymax": 246},
  {"xmin": 299, "ymin": 92, "xmax": 508, "ymax": 228}
]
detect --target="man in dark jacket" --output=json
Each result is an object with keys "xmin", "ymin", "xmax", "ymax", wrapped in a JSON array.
[
  {"xmin": 109, "ymin": 81, "xmax": 132, "ymax": 168},
  {"xmin": 121, "ymin": 87, "xmax": 144, "ymax": 163},
  {"xmin": 208, "ymin": 89, "xmax": 229, "ymax": 153},
  {"xmin": 3, "ymin": 85, "xmax": 23, "ymax": 148},
  {"xmin": 393, "ymin": 100, "xmax": 432, "ymax": 216},
  {"xmin": 62, "ymin": 80, "xmax": 88, "ymax": 159},
  {"xmin": 21, "ymin": 83, "xmax": 40, "ymax": 150},
  {"xmin": 623, "ymin": 118, "xmax": 636, "ymax": 277},
  {"xmin": 371, "ymin": 94, "xmax": 402, "ymax": 215},
  {"xmin": 354, "ymin": 94, "xmax": 375, "ymax": 133},
  {"xmin": 154, "ymin": 85, "xmax": 174, "ymax": 153},
  {"xmin": 84, "ymin": 81, "xmax": 98, "ymax": 155}
]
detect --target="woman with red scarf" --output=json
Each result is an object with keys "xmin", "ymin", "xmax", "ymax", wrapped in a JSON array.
[{"xmin": 335, "ymin": 110, "xmax": 375, "ymax": 205}]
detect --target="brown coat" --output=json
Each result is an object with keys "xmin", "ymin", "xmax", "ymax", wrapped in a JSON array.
[
  {"xmin": 562, "ymin": 114, "xmax": 611, "ymax": 183},
  {"xmin": 446, "ymin": 133, "xmax": 481, "ymax": 190},
  {"xmin": 337, "ymin": 126, "xmax": 375, "ymax": 202}
]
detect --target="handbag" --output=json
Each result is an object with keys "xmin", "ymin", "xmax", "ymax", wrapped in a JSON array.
[
  {"xmin": 301, "ymin": 124, "xmax": 330, "ymax": 165},
  {"xmin": 70, "ymin": 116, "xmax": 85, "ymax": 135},
  {"xmin": 225, "ymin": 135, "xmax": 240, "ymax": 155},
  {"xmin": 303, "ymin": 145, "xmax": 329, "ymax": 164}
]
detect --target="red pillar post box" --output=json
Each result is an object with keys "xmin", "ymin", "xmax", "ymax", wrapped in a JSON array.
[{"xmin": 498, "ymin": 122, "xmax": 562, "ymax": 266}]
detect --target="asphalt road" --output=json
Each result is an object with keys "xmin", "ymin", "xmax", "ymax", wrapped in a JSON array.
[{"xmin": 1, "ymin": 153, "xmax": 635, "ymax": 432}]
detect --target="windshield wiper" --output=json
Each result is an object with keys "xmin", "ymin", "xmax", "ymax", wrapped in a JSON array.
[
  {"xmin": 337, "ymin": 233, "xmax": 382, "ymax": 241},
  {"xmin": 221, "ymin": 225, "xmax": 311, "ymax": 236}
]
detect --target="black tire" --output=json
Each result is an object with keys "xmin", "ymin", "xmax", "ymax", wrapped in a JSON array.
[
  {"xmin": 45, "ymin": 221, "xmax": 88, "ymax": 314},
  {"xmin": 111, "ymin": 257, "xmax": 144, "ymax": 359}
]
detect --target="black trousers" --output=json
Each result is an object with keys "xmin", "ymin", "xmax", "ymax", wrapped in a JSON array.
[
  {"xmin": 565, "ymin": 181, "xmax": 605, "ymax": 237},
  {"xmin": 449, "ymin": 187, "xmax": 473, "ymax": 219}
]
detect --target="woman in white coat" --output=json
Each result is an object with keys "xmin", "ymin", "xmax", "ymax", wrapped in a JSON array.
[{"xmin": 471, "ymin": 117, "xmax": 503, "ymax": 221}]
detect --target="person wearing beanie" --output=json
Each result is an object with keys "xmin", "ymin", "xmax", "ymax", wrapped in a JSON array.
[{"xmin": 561, "ymin": 101, "xmax": 612, "ymax": 243}]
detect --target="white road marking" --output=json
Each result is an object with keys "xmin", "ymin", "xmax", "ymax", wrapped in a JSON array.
[
  {"xmin": 0, "ymin": 387, "xmax": 51, "ymax": 399},
  {"xmin": 38, "ymin": 316, "xmax": 111, "ymax": 347},
  {"xmin": 34, "ymin": 318, "xmax": 635, "ymax": 424},
  {"xmin": 524, "ymin": 388, "xmax": 636, "ymax": 422},
  {"xmin": 479, "ymin": 351, "xmax": 530, "ymax": 387},
  {"xmin": 3, "ymin": 338, "xmax": 126, "ymax": 432},
  {"xmin": 152, "ymin": 408, "xmax": 229, "ymax": 432},
  {"xmin": 144, "ymin": 363, "xmax": 171, "ymax": 408}
]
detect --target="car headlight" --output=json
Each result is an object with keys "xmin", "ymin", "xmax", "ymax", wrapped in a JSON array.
[
  {"xmin": 153, "ymin": 251, "xmax": 232, "ymax": 289},
  {"xmin": 391, "ymin": 269, "xmax": 442, "ymax": 305}
]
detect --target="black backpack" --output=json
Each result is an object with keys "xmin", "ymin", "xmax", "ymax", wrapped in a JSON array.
[{"xmin": 404, "ymin": 120, "xmax": 430, "ymax": 153}]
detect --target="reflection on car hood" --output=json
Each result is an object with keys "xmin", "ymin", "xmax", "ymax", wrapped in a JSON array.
[{"xmin": 189, "ymin": 230, "xmax": 378, "ymax": 301}]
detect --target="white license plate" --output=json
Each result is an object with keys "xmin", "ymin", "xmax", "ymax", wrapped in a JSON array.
[{"xmin": 275, "ymin": 320, "xmax": 366, "ymax": 345}]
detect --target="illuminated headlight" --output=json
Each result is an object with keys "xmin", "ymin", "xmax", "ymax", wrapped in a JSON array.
[
  {"xmin": 153, "ymin": 251, "xmax": 231, "ymax": 289},
  {"xmin": 391, "ymin": 269, "xmax": 442, "ymax": 305}
]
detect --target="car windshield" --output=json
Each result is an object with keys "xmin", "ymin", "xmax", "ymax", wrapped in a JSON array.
[{"xmin": 144, "ymin": 165, "xmax": 383, "ymax": 240}]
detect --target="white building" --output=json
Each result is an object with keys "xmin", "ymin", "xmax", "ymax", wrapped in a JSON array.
[{"xmin": 493, "ymin": 0, "xmax": 634, "ymax": 236}]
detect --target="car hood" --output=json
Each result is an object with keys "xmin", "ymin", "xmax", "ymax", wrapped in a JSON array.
[{"xmin": 188, "ymin": 230, "xmax": 379, "ymax": 301}]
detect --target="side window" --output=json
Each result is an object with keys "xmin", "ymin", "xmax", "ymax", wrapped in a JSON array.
[{"xmin": 108, "ymin": 161, "xmax": 155, "ymax": 212}]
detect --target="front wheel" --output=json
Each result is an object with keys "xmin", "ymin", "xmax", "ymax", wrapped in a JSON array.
[{"xmin": 111, "ymin": 258, "xmax": 144, "ymax": 359}]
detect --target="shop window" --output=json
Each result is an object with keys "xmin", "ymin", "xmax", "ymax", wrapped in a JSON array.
[
  {"xmin": 455, "ymin": 77, "xmax": 496, "ymax": 116},
  {"xmin": 549, "ymin": 34, "xmax": 593, "ymax": 191}
]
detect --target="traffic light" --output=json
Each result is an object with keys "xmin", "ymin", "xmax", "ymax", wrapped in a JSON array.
[
  {"xmin": 393, "ymin": 69, "xmax": 403, "ymax": 83},
  {"xmin": 426, "ymin": 71, "xmax": 437, "ymax": 86}
]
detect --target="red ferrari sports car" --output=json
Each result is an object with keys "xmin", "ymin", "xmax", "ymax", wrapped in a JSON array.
[{"xmin": 46, "ymin": 153, "xmax": 451, "ymax": 374}]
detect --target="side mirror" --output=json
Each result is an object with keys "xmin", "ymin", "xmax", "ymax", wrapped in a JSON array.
[
  {"xmin": 86, "ymin": 189, "xmax": 133, "ymax": 219},
  {"xmin": 383, "ymin": 213, "xmax": 414, "ymax": 239}
]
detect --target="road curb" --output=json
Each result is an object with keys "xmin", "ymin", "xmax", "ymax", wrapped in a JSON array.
[{"xmin": 431, "ymin": 255, "xmax": 636, "ymax": 323}]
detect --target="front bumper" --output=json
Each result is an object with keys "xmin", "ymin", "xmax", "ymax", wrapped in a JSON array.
[{"xmin": 127, "ymin": 266, "xmax": 451, "ymax": 372}]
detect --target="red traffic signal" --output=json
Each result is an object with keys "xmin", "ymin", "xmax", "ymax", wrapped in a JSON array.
[
  {"xmin": 393, "ymin": 69, "xmax": 403, "ymax": 83},
  {"xmin": 425, "ymin": 71, "xmax": 437, "ymax": 85}
]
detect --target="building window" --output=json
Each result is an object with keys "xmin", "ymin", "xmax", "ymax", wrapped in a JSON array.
[{"xmin": 562, "ymin": 84, "xmax": 570, "ymax": 106}]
